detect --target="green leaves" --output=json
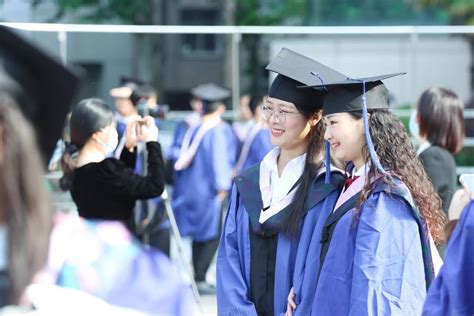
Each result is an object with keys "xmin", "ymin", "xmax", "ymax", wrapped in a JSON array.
[
  {"xmin": 33, "ymin": 0, "xmax": 153, "ymax": 24},
  {"xmin": 418, "ymin": 0, "xmax": 474, "ymax": 24}
]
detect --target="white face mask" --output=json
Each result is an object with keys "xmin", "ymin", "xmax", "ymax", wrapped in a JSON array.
[
  {"xmin": 409, "ymin": 109, "xmax": 420, "ymax": 142},
  {"xmin": 98, "ymin": 127, "xmax": 119, "ymax": 157}
]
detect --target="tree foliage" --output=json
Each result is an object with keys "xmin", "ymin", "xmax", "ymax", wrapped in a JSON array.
[
  {"xmin": 33, "ymin": 0, "xmax": 153, "ymax": 24},
  {"xmin": 235, "ymin": 0, "xmax": 447, "ymax": 27},
  {"xmin": 418, "ymin": 0, "xmax": 474, "ymax": 24}
]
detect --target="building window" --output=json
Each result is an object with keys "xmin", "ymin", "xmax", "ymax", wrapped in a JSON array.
[{"xmin": 181, "ymin": 9, "xmax": 223, "ymax": 57}]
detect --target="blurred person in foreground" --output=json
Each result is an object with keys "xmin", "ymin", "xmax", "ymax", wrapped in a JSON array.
[
  {"xmin": 0, "ymin": 24, "xmax": 78, "ymax": 308},
  {"xmin": 410, "ymin": 87, "xmax": 465, "ymax": 214},
  {"xmin": 423, "ymin": 186, "xmax": 473, "ymax": 315}
]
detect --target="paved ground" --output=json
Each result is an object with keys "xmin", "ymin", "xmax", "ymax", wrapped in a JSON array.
[{"xmin": 200, "ymin": 295, "xmax": 218, "ymax": 316}]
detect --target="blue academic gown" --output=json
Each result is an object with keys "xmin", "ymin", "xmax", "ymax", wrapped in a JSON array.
[
  {"xmin": 294, "ymin": 178, "xmax": 434, "ymax": 315},
  {"xmin": 423, "ymin": 201, "xmax": 474, "ymax": 316},
  {"xmin": 216, "ymin": 164, "xmax": 344, "ymax": 315},
  {"xmin": 168, "ymin": 120, "xmax": 191, "ymax": 163},
  {"xmin": 239, "ymin": 128, "xmax": 273, "ymax": 172},
  {"xmin": 172, "ymin": 121, "xmax": 237, "ymax": 242}
]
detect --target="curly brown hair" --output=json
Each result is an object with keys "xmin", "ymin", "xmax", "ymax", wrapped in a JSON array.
[{"xmin": 352, "ymin": 109, "xmax": 447, "ymax": 245}]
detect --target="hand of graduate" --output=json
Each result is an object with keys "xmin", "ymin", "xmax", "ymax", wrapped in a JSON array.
[
  {"xmin": 124, "ymin": 116, "xmax": 142, "ymax": 151},
  {"xmin": 137, "ymin": 116, "xmax": 159, "ymax": 143},
  {"xmin": 448, "ymin": 188, "xmax": 472, "ymax": 220},
  {"xmin": 218, "ymin": 190, "xmax": 228, "ymax": 201},
  {"xmin": 286, "ymin": 287, "xmax": 296, "ymax": 316}
]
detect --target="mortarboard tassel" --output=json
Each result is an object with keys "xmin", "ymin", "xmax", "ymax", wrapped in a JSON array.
[
  {"xmin": 325, "ymin": 140, "xmax": 331, "ymax": 184},
  {"xmin": 361, "ymin": 80, "xmax": 387, "ymax": 176}
]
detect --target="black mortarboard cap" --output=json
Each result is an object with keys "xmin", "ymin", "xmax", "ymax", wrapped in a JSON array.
[
  {"xmin": 265, "ymin": 48, "xmax": 347, "ymax": 111},
  {"xmin": 120, "ymin": 76, "xmax": 146, "ymax": 87},
  {"xmin": 0, "ymin": 26, "xmax": 78, "ymax": 162},
  {"xmin": 191, "ymin": 83, "xmax": 231, "ymax": 103},
  {"xmin": 303, "ymin": 72, "xmax": 405, "ymax": 115}
]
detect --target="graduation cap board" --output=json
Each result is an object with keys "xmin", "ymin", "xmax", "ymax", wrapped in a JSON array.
[
  {"xmin": 300, "ymin": 72, "xmax": 406, "ymax": 115},
  {"xmin": 191, "ymin": 83, "xmax": 230, "ymax": 103},
  {"xmin": 0, "ymin": 25, "xmax": 78, "ymax": 163},
  {"xmin": 265, "ymin": 48, "xmax": 348, "ymax": 111},
  {"xmin": 110, "ymin": 76, "xmax": 148, "ymax": 99},
  {"xmin": 301, "ymin": 71, "xmax": 407, "ymax": 178}
]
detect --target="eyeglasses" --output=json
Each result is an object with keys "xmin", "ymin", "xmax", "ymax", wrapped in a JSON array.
[{"xmin": 261, "ymin": 105, "xmax": 300, "ymax": 123}]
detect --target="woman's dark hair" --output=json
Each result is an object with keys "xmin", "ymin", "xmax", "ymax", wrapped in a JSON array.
[
  {"xmin": 248, "ymin": 94, "xmax": 265, "ymax": 116},
  {"xmin": 60, "ymin": 98, "xmax": 114, "ymax": 190},
  {"xmin": 417, "ymin": 87, "xmax": 465, "ymax": 154},
  {"xmin": 284, "ymin": 103, "xmax": 326, "ymax": 235},
  {"xmin": 353, "ymin": 109, "xmax": 447, "ymax": 245},
  {"xmin": 0, "ymin": 93, "xmax": 51, "ymax": 304},
  {"xmin": 202, "ymin": 100, "xmax": 224, "ymax": 115},
  {"xmin": 130, "ymin": 85, "xmax": 156, "ymax": 107}
]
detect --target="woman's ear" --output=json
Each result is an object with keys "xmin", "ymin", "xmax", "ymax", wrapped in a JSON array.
[
  {"xmin": 309, "ymin": 111, "xmax": 322, "ymax": 127},
  {"xmin": 91, "ymin": 130, "xmax": 105, "ymax": 145}
]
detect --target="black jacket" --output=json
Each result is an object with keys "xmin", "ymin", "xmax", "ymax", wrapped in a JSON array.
[
  {"xmin": 71, "ymin": 142, "xmax": 165, "ymax": 220},
  {"xmin": 419, "ymin": 145, "xmax": 457, "ymax": 215}
]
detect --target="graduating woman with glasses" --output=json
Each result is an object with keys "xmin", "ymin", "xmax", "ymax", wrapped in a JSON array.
[{"xmin": 216, "ymin": 48, "xmax": 347, "ymax": 315}]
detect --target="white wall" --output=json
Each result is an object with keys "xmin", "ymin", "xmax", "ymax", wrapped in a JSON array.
[{"xmin": 270, "ymin": 34, "xmax": 472, "ymax": 106}]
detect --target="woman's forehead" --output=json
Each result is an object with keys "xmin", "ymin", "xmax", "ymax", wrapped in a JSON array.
[
  {"xmin": 266, "ymin": 97, "xmax": 296, "ymax": 109},
  {"xmin": 324, "ymin": 113, "xmax": 343, "ymax": 119}
]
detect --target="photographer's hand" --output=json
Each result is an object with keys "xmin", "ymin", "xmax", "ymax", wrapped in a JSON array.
[
  {"xmin": 138, "ymin": 116, "xmax": 159, "ymax": 143},
  {"xmin": 124, "ymin": 116, "xmax": 141, "ymax": 151}
]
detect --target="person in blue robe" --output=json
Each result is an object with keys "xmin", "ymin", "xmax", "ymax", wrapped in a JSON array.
[
  {"xmin": 171, "ymin": 83, "xmax": 238, "ymax": 294},
  {"xmin": 167, "ymin": 95, "xmax": 203, "ymax": 164},
  {"xmin": 217, "ymin": 48, "xmax": 348, "ymax": 315},
  {"xmin": 423, "ymin": 194, "xmax": 474, "ymax": 316},
  {"xmin": 287, "ymin": 73, "xmax": 447, "ymax": 315},
  {"xmin": 233, "ymin": 94, "xmax": 273, "ymax": 175}
]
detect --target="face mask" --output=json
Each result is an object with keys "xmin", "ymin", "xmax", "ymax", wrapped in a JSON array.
[
  {"xmin": 409, "ymin": 109, "xmax": 420, "ymax": 141},
  {"xmin": 98, "ymin": 128, "xmax": 119, "ymax": 157}
]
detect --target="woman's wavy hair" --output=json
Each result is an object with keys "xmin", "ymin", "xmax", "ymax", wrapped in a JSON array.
[
  {"xmin": 283, "ymin": 104, "xmax": 331, "ymax": 235},
  {"xmin": 0, "ymin": 93, "xmax": 52, "ymax": 304},
  {"xmin": 351, "ymin": 109, "xmax": 447, "ymax": 244}
]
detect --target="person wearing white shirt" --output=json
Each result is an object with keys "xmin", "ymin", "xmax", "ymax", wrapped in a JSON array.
[{"xmin": 216, "ymin": 48, "xmax": 347, "ymax": 315}]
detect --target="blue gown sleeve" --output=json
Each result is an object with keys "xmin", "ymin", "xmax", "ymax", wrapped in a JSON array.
[
  {"xmin": 291, "ymin": 194, "xmax": 337, "ymax": 315},
  {"xmin": 167, "ymin": 121, "xmax": 188, "ymax": 162},
  {"xmin": 211, "ymin": 125, "xmax": 234, "ymax": 192},
  {"xmin": 350, "ymin": 192, "xmax": 426, "ymax": 315},
  {"xmin": 423, "ymin": 201, "xmax": 474, "ymax": 316},
  {"xmin": 216, "ymin": 185, "xmax": 258, "ymax": 316}
]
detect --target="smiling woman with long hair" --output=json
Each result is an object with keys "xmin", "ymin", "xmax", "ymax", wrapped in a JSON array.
[
  {"xmin": 287, "ymin": 75, "xmax": 447, "ymax": 315},
  {"xmin": 216, "ymin": 48, "xmax": 346, "ymax": 315}
]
